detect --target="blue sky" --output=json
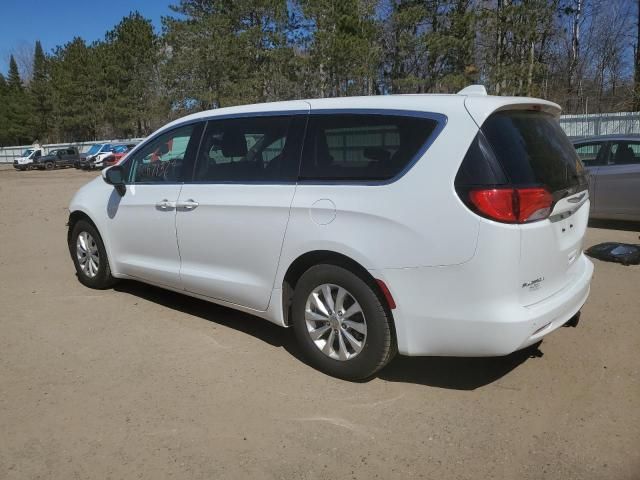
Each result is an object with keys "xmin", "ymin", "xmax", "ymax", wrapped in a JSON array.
[{"xmin": 0, "ymin": 0, "xmax": 173, "ymax": 75}]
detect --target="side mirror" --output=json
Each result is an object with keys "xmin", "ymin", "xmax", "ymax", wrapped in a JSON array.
[{"xmin": 102, "ymin": 165, "xmax": 126, "ymax": 196}]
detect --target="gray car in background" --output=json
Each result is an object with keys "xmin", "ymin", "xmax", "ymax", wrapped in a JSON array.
[{"xmin": 573, "ymin": 135, "xmax": 640, "ymax": 221}]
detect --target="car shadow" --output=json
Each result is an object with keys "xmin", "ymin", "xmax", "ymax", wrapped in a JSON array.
[
  {"xmin": 113, "ymin": 279, "xmax": 303, "ymax": 355},
  {"xmin": 588, "ymin": 219, "xmax": 640, "ymax": 233},
  {"xmin": 113, "ymin": 279, "xmax": 542, "ymax": 390},
  {"xmin": 376, "ymin": 344, "xmax": 543, "ymax": 390}
]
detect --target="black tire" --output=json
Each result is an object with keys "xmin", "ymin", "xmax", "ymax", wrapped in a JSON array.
[
  {"xmin": 69, "ymin": 219, "xmax": 117, "ymax": 289},
  {"xmin": 45, "ymin": 162, "xmax": 54, "ymax": 170},
  {"xmin": 291, "ymin": 264, "xmax": 396, "ymax": 380}
]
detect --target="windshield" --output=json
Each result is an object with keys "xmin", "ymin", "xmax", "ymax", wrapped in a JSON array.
[
  {"xmin": 100, "ymin": 144, "xmax": 112, "ymax": 152},
  {"xmin": 87, "ymin": 144, "xmax": 102, "ymax": 155},
  {"xmin": 48, "ymin": 150, "xmax": 59, "ymax": 156},
  {"xmin": 22, "ymin": 149, "xmax": 34, "ymax": 157}
]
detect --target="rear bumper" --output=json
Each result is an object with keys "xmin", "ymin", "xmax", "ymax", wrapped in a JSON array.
[{"xmin": 374, "ymin": 254, "xmax": 593, "ymax": 356}]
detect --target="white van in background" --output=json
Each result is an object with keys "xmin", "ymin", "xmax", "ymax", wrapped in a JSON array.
[{"xmin": 13, "ymin": 147, "xmax": 44, "ymax": 171}]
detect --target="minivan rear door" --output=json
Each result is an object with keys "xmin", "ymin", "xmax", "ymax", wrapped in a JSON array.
[{"xmin": 467, "ymin": 104, "xmax": 590, "ymax": 305}]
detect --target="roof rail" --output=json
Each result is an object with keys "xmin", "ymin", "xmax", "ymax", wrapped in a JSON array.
[{"xmin": 457, "ymin": 85, "xmax": 487, "ymax": 96}]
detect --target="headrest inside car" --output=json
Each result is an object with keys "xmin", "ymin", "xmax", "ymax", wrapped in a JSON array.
[{"xmin": 221, "ymin": 130, "xmax": 248, "ymax": 158}]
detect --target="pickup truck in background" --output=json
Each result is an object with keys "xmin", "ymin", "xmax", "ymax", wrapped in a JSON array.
[{"xmin": 34, "ymin": 147, "xmax": 80, "ymax": 170}]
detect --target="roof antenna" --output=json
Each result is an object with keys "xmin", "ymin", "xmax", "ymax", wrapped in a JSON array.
[{"xmin": 457, "ymin": 85, "xmax": 488, "ymax": 96}]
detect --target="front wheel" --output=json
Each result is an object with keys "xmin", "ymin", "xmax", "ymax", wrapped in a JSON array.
[
  {"xmin": 291, "ymin": 264, "xmax": 396, "ymax": 380},
  {"xmin": 69, "ymin": 219, "xmax": 117, "ymax": 289},
  {"xmin": 45, "ymin": 162, "xmax": 54, "ymax": 170}
]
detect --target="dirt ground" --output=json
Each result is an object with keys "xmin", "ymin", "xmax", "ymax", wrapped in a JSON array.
[{"xmin": 0, "ymin": 165, "xmax": 638, "ymax": 480}]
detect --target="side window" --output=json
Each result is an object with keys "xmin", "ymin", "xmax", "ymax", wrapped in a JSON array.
[
  {"xmin": 300, "ymin": 114, "xmax": 439, "ymax": 181},
  {"xmin": 126, "ymin": 124, "xmax": 197, "ymax": 183},
  {"xmin": 609, "ymin": 142, "xmax": 640, "ymax": 165},
  {"xmin": 193, "ymin": 115, "xmax": 303, "ymax": 182},
  {"xmin": 574, "ymin": 142, "xmax": 604, "ymax": 166}
]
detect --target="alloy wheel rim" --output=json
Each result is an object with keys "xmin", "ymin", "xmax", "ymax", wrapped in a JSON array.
[
  {"xmin": 304, "ymin": 283, "xmax": 367, "ymax": 361},
  {"xmin": 76, "ymin": 231, "xmax": 100, "ymax": 278}
]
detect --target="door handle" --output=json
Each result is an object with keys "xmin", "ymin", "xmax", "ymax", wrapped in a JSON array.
[
  {"xmin": 178, "ymin": 199, "xmax": 199, "ymax": 211},
  {"xmin": 155, "ymin": 199, "xmax": 176, "ymax": 210}
]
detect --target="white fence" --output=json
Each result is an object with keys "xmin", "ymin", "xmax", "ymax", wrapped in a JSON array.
[
  {"xmin": 0, "ymin": 138, "xmax": 144, "ymax": 164},
  {"xmin": 559, "ymin": 112, "xmax": 640, "ymax": 138}
]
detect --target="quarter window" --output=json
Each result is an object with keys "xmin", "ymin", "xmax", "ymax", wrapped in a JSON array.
[
  {"xmin": 193, "ymin": 116, "xmax": 303, "ymax": 182},
  {"xmin": 299, "ymin": 114, "xmax": 439, "ymax": 181},
  {"xmin": 126, "ymin": 125, "xmax": 197, "ymax": 183},
  {"xmin": 574, "ymin": 142, "xmax": 604, "ymax": 166}
]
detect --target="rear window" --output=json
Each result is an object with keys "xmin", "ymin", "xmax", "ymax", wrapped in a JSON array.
[
  {"xmin": 481, "ymin": 111, "xmax": 588, "ymax": 193},
  {"xmin": 300, "ymin": 114, "xmax": 439, "ymax": 181}
]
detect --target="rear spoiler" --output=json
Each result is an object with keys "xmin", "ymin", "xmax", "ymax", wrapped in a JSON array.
[{"xmin": 462, "ymin": 93, "xmax": 562, "ymax": 128}]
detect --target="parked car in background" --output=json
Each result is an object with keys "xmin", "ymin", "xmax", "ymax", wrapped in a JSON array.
[
  {"xmin": 67, "ymin": 89, "xmax": 593, "ymax": 380},
  {"xmin": 572, "ymin": 135, "xmax": 640, "ymax": 221},
  {"xmin": 75, "ymin": 144, "xmax": 113, "ymax": 170},
  {"xmin": 35, "ymin": 147, "xmax": 79, "ymax": 170},
  {"xmin": 102, "ymin": 143, "xmax": 137, "ymax": 168},
  {"xmin": 13, "ymin": 147, "xmax": 43, "ymax": 171}
]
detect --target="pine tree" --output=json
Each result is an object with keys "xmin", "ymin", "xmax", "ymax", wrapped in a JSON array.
[
  {"xmin": 30, "ymin": 40, "xmax": 53, "ymax": 141},
  {"xmin": 162, "ymin": 0, "xmax": 293, "ymax": 110},
  {"xmin": 300, "ymin": 0, "xmax": 381, "ymax": 97},
  {"xmin": 50, "ymin": 38, "xmax": 101, "ymax": 141},
  {"xmin": 0, "ymin": 73, "xmax": 9, "ymax": 146},
  {"xmin": 6, "ymin": 55, "xmax": 32, "ymax": 144},
  {"xmin": 104, "ymin": 12, "xmax": 162, "ymax": 137}
]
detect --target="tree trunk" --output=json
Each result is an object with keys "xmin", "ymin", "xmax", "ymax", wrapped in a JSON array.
[
  {"xmin": 634, "ymin": 0, "xmax": 640, "ymax": 110},
  {"xmin": 568, "ymin": 0, "xmax": 582, "ymax": 94}
]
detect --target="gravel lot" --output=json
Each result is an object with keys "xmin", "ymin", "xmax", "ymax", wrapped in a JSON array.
[{"xmin": 0, "ymin": 165, "xmax": 638, "ymax": 480}]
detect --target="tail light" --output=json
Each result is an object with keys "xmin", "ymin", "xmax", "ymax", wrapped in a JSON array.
[{"xmin": 469, "ymin": 187, "xmax": 553, "ymax": 224}]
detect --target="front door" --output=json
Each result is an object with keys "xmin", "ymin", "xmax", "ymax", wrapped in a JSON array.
[
  {"xmin": 105, "ymin": 123, "xmax": 203, "ymax": 288},
  {"xmin": 176, "ymin": 112, "xmax": 308, "ymax": 311}
]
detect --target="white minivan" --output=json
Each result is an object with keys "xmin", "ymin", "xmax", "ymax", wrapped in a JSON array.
[{"xmin": 67, "ymin": 87, "xmax": 593, "ymax": 379}]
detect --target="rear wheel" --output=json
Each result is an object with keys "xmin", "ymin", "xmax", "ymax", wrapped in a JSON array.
[
  {"xmin": 291, "ymin": 264, "xmax": 396, "ymax": 380},
  {"xmin": 69, "ymin": 219, "xmax": 117, "ymax": 289}
]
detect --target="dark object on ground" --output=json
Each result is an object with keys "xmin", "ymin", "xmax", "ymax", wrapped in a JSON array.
[
  {"xmin": 585, "ymin": 242, "xmax": 640, "ymax": 266},
  {"xmin": 564, "ymin": 312, "xmax": 580, "ymax": 328}
]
